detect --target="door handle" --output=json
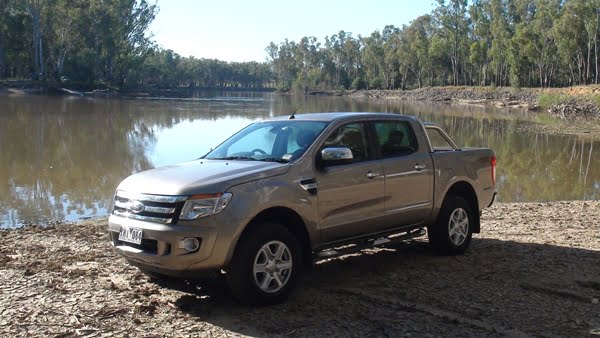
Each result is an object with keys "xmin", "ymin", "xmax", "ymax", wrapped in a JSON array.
[
  {"xmin": 414, "ymin": 164, "xmax": 427, "ymax": 170},
  {"xmin": 365, "ymin": 171, "xmax": 380, "ymax": 179}
]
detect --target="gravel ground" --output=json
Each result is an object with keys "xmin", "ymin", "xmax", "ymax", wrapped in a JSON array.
[{"xmin": 1, "ymin": 201, "xmax": 599, "ymax": 337}]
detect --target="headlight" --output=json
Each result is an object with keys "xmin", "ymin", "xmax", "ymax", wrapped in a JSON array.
[{"xmin": 180, "ymin": 193, "xmax": 232, "ymax": 220}]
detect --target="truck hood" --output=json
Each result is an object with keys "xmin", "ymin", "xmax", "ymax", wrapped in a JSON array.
[{"xmin": 117, "ymin": 159, "xmax": 289, "ymax": 196}]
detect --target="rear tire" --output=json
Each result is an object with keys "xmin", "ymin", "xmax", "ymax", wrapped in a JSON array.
[
  {"xmin": 428, "ymin": 195, "xmax": 474, "ymax": 254},
  {"xmin": 227, "ymin": 222, "xmax": 302, "ymax": 305}
]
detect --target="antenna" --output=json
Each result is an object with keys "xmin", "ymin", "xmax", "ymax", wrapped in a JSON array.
[{"xmin": 289, "ymin": 105, "xmax": 302, "ymax": 119}]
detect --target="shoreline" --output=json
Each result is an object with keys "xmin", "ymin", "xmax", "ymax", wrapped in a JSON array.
[
  {"xmin": 2, "ymin": 79, "xmax": 598, "ymax": 113},
  {"xmin": 2, "ymin": 79, "xmax": 598, "ymax": 109},
  {"xmin": 1, "ymin": 200, "xmax": 599, "ymax": 336},
  {"xmin": 313, "ymin": 85, "xmax": 600, "ymax": 119},
  {"xmin": 3, "ymin": 81, "xmax": 600, "ymax": 136},
  {"xmin": 0, "ymin": 80, "xmax": 276, "ymax": 98}
]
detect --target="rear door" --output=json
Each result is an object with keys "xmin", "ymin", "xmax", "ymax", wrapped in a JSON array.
[
  {"xmin": 373, "ymin": 120, "xmax": 434, "ymax": 228},
  {"xmin": 316, "ymin": 122, "xmax": 385, "ymax": 242}
]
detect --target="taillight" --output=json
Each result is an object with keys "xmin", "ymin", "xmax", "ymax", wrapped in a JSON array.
[{"xmin": 491, "ymin": 155, "xmax": 496, "ymax": 185}]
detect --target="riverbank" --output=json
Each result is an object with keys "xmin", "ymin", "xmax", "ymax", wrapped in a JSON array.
[
  {"xmin": 318, "ymin": 85, "xmax": 600, "ymax": 120},
  {"xmin": 3, "ymin": 80, "xmax": 600, "ymax": 136},
  {"xmin": 0, "ymin": 79, "xmax": 275, "ymax": 98},
  {"xmin": 3, "ymin": 79, "xmax": 599, "ymax": 115},
  {"xmin": 1, "ymin": 201, "xmax": 599, "ymax": 336},
  {"xmin": 3, "ymin": 79, "xmax": 599, "ymax": 117}
]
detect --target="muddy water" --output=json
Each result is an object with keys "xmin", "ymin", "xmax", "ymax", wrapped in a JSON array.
[{"xmin": 1, "ymin": 91, "xmax": 598, "ymax": 228}]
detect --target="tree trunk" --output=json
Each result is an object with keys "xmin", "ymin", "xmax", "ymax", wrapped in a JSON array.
[
  {"xmin": 27, "ymin": 4, "xmax": 44, "ymax": 80},
  {"xmin": 0, "ymin": 35, "xmax": 4, "ymax": 78},
  {"xmin": 581, "ymin": 56, "xmax": 585, "ymax": 84},
  {"xmin": 587, "ymin": 38, "xmax": 592, "ymax": 84},
  {"xmin": 462, "ymin": 59, "xmax": 467, "ymax": 86},
  {"xmin": 596, "ymin": 16, "xmax": 599, "ymax": 84},
  {"xmin": 594, "ymin": 31, "xmax": 600, "ymax": 84},
  {"xmin": 594, "ymin": 38, "xmax": 599, "ymax": 84},
  {"xmin": 483, "ymin": 63, "xmax": 487, "ymax": 86},
  {"xmin": 38, "ymin": 36, "xmax": 44, "ymax": 78},
  {"xmin": 33, "ymin": 28, "xmax": 39, "ymax": 77}
]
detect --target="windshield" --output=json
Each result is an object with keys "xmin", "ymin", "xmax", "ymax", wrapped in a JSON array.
[{"xmin": 204, "ymin": 120, "xmax": 329, "ymax": 163}]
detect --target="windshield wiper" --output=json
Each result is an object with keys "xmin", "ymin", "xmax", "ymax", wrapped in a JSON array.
[
  {"xmin": 257, "ymin": 157, "xmax": 289, "ymax": 163},
  {"xmin": 208, "ymin": 156, "xmax": 257, "ymax": 161}
]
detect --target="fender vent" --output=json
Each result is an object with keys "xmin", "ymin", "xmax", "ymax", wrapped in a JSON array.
[{"xmin": 300, "ymin": 178, "xmax": 318, "ymax": 195}]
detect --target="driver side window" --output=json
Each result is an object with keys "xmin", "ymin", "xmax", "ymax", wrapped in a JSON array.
[{"xmin": 322, "ymin": 123, "xmax": 370, "ymax": 162}]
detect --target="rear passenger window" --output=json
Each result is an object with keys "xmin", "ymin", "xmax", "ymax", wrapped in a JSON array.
[{"xmin": 374, "ymin": 121, "xmax": 418, "ymax": 157}]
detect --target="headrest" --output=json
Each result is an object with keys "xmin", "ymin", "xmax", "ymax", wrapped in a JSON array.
[{"xmin": 296, "ymin": 130, "xmax": 316, "ymax": 148}]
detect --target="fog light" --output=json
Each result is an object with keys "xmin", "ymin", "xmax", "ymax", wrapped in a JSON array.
[{"xmin": 179, "ymin": 238, "xmax": 200, "ymax": 252}]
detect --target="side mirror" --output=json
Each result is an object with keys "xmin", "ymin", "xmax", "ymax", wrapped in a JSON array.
[{"xmin": 319, "ymin": 147, "xmax": 354, "ymax": 166}]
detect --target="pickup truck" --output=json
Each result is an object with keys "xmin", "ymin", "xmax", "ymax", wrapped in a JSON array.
[{"xmin": 108, "ymin": 112, "xmax": 496, "ymax": 305}]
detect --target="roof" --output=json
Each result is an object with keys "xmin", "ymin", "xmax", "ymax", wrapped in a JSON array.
[{"xmin": 267, "ymin": 112, "xmax": 417, "ymax": 122}]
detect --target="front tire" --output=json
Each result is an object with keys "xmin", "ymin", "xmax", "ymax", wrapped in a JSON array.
[
  {"xmin": 428, "ymin": 195, "xmax": 474, "ymax": 254},
  {"xmin": 227, "ymin": 222, "xmax": 302, "ymax": 305}
]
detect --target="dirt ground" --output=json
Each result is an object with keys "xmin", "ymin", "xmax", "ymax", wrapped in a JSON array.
[{"xmin": 1, "ymin": 201, "xmax": 599, "ymax": 337}]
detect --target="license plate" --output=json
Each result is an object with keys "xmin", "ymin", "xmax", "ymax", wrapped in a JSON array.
[{"xmin": 118, "ymin": 226, "xmax": 143, "ymax": 245}]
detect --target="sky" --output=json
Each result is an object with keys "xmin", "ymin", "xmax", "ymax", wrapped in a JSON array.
[{"xmin": 149, "ymin": 0, "xmax": 436, "ymax": 63}]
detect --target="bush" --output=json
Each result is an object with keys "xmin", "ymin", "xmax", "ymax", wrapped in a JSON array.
[
  {"xmin": 369, "ymin": 76, "xmax": 383, "ymax": 90},
  {"xmin": 351, "ymin": 77, "xmax": 366, "ymax": 90},
  {"xmin": 276, "ymin": 82, "xmax": 290, "ymax": 92},
  {"xmin": 538, "ymin": 93, "xmax": 569, "ymax": 108},
  {"xmin": 292, "ymin": 78, "xmax": 306, "ymax": 93}
]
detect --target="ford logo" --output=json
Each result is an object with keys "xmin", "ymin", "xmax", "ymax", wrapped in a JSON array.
[{"xmin": 129, "ymin": 201, "xmax": 145, "ymax": 214}]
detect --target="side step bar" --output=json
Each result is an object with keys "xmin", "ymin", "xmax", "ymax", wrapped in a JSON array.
[{"xmin": 315, "ymin": 228, "xmax": 427, "ymax": 260}]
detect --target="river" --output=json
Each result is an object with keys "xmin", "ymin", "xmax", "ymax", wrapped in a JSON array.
[{"xmin": 1, "ymin": 91, "xmax": 598, "ymax": 228}]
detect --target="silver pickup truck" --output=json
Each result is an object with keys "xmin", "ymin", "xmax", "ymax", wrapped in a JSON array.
[{"xmin": 108, "ymin": 112, "xmax": 496, "ymax": 304}]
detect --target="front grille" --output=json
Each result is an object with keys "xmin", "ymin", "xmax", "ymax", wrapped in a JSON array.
[{"xmin": 112, "ymin": 191, "xmax": 187, "ymax": 224}]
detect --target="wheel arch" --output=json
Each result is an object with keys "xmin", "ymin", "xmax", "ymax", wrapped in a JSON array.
[
  {"xmin": 441, "ymin": 181, "xmax": 480, "ymax": 233},
  {"xmin": 234, "ymin": 206, "xmax": 313, "ymax": 267}
]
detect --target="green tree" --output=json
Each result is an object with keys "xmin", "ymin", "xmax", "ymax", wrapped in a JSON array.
[
  {"xmin": 528, "ymin": 0, "xmax": 561, "ymax": 87},
  {"xmin": 555, "ymin": 0, "xmax": 590, "ymax": 85},
  {"xmin": 433, "ymin": 0, "xmax": 470, "ymax": 86},
  {"xmin": 469, "ymin": 0, "xmax": 491, "ymax": 85},
  {"xmin": 0, "ymin": 0, "xmax": 9, "ymax": 76},
  {"xmin": 398, "ymin": 16, "xmax": 434, "ymax": 88},
  {"xmin": 361, "ymin": 31, "xmax": 385, "ymax": 89},
  {"xmin": 23, "ymin": 0, "xmax": 48, "ymax": 79},
  {"xmin": 78, "ymin": 0, "xmax": 156, "ymax": 85},
  {"xmin": 46, "ymin": 0, "xmax": 84, "ymax": 78},
  {"xmin": 489, "ymin": 0, "xmax": 511, "ymax": 86}
]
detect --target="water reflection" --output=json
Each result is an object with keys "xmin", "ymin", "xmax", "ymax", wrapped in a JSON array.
[
  {"xmin": 420, "ymin": 114, "xmax": 599, "ymax": 202},
  {"xmin": 0, "ymin": 92, "xmax": 598, "ymax": 228}
]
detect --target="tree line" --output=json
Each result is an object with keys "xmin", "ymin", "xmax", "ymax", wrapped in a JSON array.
[
  {"xmin": 0, "ymin": 0, "xmax": 272, "ymax": 88},
  {"xmin": 0, "ymin": 0, "xmax": 599, "ymax": 91},
  {"xmin": 268, "ymin": 0, "xmax": 600, "ymax": 91}
]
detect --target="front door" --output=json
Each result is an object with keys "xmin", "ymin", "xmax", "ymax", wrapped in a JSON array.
[{"xmin": 316, "ymin": 122, "xmax": 385, "ymax": 242}]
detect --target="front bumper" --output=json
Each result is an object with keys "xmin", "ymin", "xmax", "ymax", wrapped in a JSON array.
[{"xmin": 108, "ymin": 215, "xmax": 231, "ymax": 277}]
